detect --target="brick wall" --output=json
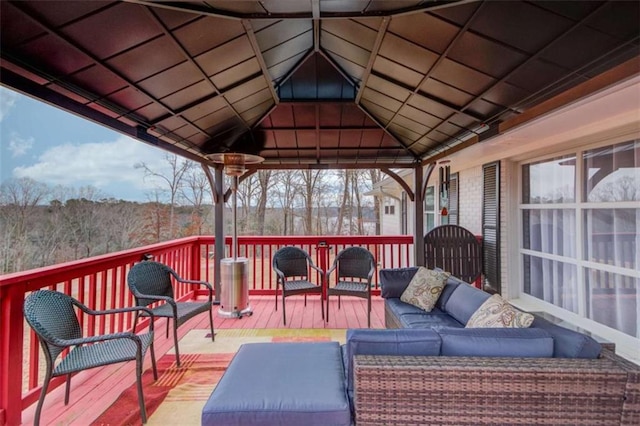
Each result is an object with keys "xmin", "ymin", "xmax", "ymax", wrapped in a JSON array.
[{"xmin": 458, "ymin": 166, "xmax": 482, "ymax": 235}]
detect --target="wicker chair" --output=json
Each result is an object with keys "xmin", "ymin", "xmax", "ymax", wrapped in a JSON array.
[
  {"xmin": 424, "ymin": 224, "xmax": 482, "ymax": 284},
  {"xmin": 23, "ymin": 290, "xmax": 158, "ymax": 426},
  {"xmin": 127, "ymin": 261, "xmax": 214, "ymax": 367},
  {"xmin": 326, "ymin": 247, "xmax": 376, "ymax": 327},
  {"xmin": 272, "ymin": 246, "xmax": 325, "ymax": 325}
]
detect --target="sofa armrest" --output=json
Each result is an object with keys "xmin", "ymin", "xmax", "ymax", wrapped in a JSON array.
[{"xmin": 353, "ymin": 349, "xmax": 638, "ymax": 425}]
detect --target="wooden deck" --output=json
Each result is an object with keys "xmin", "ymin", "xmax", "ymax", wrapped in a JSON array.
[{"xmin": 23, "ymin": 295, "xmax": 385, "ymax": 425}]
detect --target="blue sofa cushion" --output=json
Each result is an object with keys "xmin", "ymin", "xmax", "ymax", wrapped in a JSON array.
[
  {"xmin": 386, "ymin": 297, "xmax": 433, "ymax": 316},
  {"xmin": 202, "ymin": 342, "xmax": 351, "ymax": 426},
  {"xmin": 437, "ymin": 327, "xmax": 554, "ymax": 357},
  {"xmin": 380, "ymin": 267, "xmax": 418, "ymax": 298},
  {"xmin": 399, "ymin": 313, "xmax": 464, "ymax": 329},
  {"xmin": 345, "ymin": 329, "xmax": 441, "ymax": 393},
  {"xmin": 435, "ymin": 276, "xmax": 464, "ymax": 309},
  {"xmin": 531, "ymin": 316, "xmax": 602, "ymax": 358},
  {"xmin": 442, "ymin": 283, "xmax": 491, "ymax": 325}
]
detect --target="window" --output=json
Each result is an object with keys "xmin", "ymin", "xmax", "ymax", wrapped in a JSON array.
[
  {"xmin": 384, "ymin": 204, "xmax": 395, "ymax": 215},
  {"xmin": 521, "ymin": 140, "xmax": 639, "ymax": 338},
  {"xmin": 424, "ymin": 185, "xmax": 436, "ymax": 234}
]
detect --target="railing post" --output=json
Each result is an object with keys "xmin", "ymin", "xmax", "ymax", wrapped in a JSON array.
[
  {"xmin": 191, "ymin": 240, "xmax": 202, "ymax": 299},
  {"xmin": 317, "ymin": 241, "xmax": 329, "ymax": 300},
  {"xmin": 0, "ymin": 283, "xmax": 25, "ymax": 426}
]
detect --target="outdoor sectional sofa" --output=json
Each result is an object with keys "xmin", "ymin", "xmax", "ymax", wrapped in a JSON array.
[
  {"xmin": 202, "ymin": 267, "xmax": 639, "ymax": 426},
  {"xmin": 345, "ymin": 267, "xmax": 639, "ymax": 425}
]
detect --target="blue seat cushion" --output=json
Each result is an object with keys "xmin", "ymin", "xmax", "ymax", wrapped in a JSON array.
[
  {"xmin": 437, "ymin": 327, "xmax": 554, "ymax": 357},
  {"xmin": 379, "ymin": 267, "xmax": 418, "ymax": 298},
  {"xmin": 345, "ymin": 328, "xmax": 441, "ymax": 393},
  {"xmin": 202, "ymin": 342, "xmax": 351, "ymax": 426},
  {"xmin": 531, "ymin": 315, "xmax": 602, "ymax": 358},
  {"xmin": 441, "ymin": 283, "xmax": 491, "ymax": 325}
]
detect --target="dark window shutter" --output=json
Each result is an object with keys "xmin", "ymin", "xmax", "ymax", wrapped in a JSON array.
[
  {"xmin": 448, "ymin": 173, "xmax": 459, "ymax": 225},
  {"xmin": 482, "ymin": 162, "xmax": 500, "ymax": 294}
]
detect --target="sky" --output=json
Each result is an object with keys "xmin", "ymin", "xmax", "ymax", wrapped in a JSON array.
[{"xmin": 0, "ymin": 86, "xmax": 176, "ymax": 202}]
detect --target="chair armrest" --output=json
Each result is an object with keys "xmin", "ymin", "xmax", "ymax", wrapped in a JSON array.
[
  {"xmin": 51, "ymin": 331, "xmax": 147, "ymax": 350},
  {"xmin": 309, "ymin": 263, "xmax": 325, "ymax": 277},
  {"xmin": 74, "ymin": 305, "xmax": 156, "ymax": 332}
]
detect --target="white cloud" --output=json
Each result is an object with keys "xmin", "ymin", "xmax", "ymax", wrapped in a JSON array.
[
  {"xmin": 8, "ymin": 133, "xmax": 34, "ymax": 157},
  {"xmin": 0, "ymin": 87, "xmax": 18, "ymax": 122},
  {"xmin": 13, "ymin": 136, "xmax": 171, "ymax": 192}
]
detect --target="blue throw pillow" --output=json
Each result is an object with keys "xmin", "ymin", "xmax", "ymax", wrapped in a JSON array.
[
  {"xmin": 436, "ymin": 327, "xmax": 554, "ymax": 357},
  {"xmin": 442, "ymin": 283, "xmax": 491, "ymax": 324},
  {"xmin": 379, "ymin": 267, "xmax": 419, "ymax": 299}
]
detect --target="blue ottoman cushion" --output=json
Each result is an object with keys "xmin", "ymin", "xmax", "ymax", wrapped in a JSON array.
[{"xmin": 202, "ymin": 342, "xmax": 351, "ymax": 426}]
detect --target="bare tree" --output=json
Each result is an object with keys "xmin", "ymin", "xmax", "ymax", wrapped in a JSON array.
[
  {"xmin": 181, "ymin": 164, "xmax": 212, "ymax": 235},
  {"xmin": 136, "ymin": 153, "xmax": 190, "ymax": 238}
]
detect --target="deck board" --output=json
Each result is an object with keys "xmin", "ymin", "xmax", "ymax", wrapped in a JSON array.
[{"xmin": 23, "ymin": 295, "xmax": 384, "ymax": 425}]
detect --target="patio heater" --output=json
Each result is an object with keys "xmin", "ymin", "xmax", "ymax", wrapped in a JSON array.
[{"xmin": 209, "ymin": 152, "xmax": 264, "ymax": 318}]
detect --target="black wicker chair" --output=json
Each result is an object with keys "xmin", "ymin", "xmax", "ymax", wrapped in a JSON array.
[
  {"xmin": 127, "ymin": 261, "xmax": 214, "ymax": 367},
  {"xmin": 272, "ymin": 246, "xmax": 325, "ymax": 325},
  {"xmin": 326, "ymin": 246, "xmax": 376, "ymax": 327},
  {"xmin": 424, "ymin": 224, "xmax": 482, "ymax": 284},
  {"xmin": 23, "ymin": 290, "xmax": 158, "ymax": 426}
]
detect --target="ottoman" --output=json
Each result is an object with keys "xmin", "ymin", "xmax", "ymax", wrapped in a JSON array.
[{"xmin": 201, "ymin": 341, "xmax": 352, "ymax": 426}]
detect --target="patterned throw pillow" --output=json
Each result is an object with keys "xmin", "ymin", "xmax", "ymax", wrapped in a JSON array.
[
  {"xmin": 466, "ymin": 294, "xmax": 534, "ymax": 328},
  {"xmin": 400, "ymin": 267, "xmax": 451, "ymax": 312}
]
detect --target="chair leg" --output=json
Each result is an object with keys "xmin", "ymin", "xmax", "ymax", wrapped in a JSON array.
[
  {"xmin": 136, "ymin": 354, "xmax": 148, "ymax": 423},
  {"xmin": 208, "ymin": 307, "xmax": 215, "ymax": 342},
  {"xmin": 274, "ymin": 281, "xmax": 279, "ymax": 312},
  {"xmin": 64, "ymin": 373, "xmax": 71, "ymax": 405},
  {"xmin": 173, "ymin": 320, "xmax": 181, "ymax": 367},
  {"xmin": 34, "ymin": 369, "xmax": 52, "ymax": 426},
  {"xmin": 304, "ymin": 294, "xmax": 307, "ymax": 306},
  {"xmin": 338, "ymin": 295, "xmax": 341, "ymax": 309},
  {"xmin": 165, "ymin": 319, "xmax": 170, "ymax": 339},
  {"xmin": 326, "ymin": 293, "xmax": 330, "ymax": 322},
  {"xmin": 282, "ymin": 292, "xmax": 287, "ymax": 326},
  {"xmin": 150, "ymin": 342, "xmax": 158, "ymax": 380}
]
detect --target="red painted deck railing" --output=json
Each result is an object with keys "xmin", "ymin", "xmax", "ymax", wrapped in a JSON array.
[{"xmin": 0, "ymin": 234, "xmax": 413, "ymax": 426}]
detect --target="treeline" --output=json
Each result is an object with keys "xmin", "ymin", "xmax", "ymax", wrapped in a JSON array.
[{"xmin": 1, "ymin": 158, "xmax": 380, "ymax": 273}]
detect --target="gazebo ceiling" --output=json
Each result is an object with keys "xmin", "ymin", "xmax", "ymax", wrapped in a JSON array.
[{"xmin": 1, "ymin": 0, "xmax": 638, "ymax": 169}]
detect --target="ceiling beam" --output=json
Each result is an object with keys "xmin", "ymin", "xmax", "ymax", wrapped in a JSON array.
[
  {"xmin": 242, "ymin": 20, "xmax": 281, "ymax": 105},
  {"xmin": 355, "ymin": 17, "xmax": 390, "ymax": 104}
]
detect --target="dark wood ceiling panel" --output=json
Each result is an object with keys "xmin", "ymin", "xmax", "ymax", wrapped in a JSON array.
[
  {"xmin": 378, "ymin": 39, "xmax": 437, "ymax": 78},
  {"xmin": 137, "ymin": 61, "xmax": 204, "ymax": 99},
  {"xmin": 233, "ymin": 88, "xmax": 273, "ymax": 113},
  {"xmin": 320, "ymin": 131, "xmax": 340, "ymax": 148},
  {"xmin": 398, "ymin": 105, "xmax": 441, "ymax": 129},
  {"xmin": 408, "ymin": 95, "xmax": 453, "ymax": 120},
  {"xmin": 431, "ymin": 58, "xmax": 495, "ymax": 96},
  {"xmin": 174, "ymin": 17, "xmax": 245, "ymax": 56},
  {"xmin": 161, "ymin": 80, "xmax": 215, "ymax": 110},
  {"xmin": 482, "ymin": 82, "xmax": 530, "ymax": 110},
  {"xmin": 373, "ymin": 56, "xmax": 424, "ymax": 88},
  {"xmin": 472, "ymin": 1, "xmax": 571, "ymax": 54},
  {"xmin": 107, "ymin": 87, "xmax": 153, "ymax": 112},
  {"xmin": 325, "ymin": 54, "xmax": 365, "ymax": 84},
  {"xmin": 261, "ymin": 33, "xmax": 313, "ymax": 70},
  {"xmin": 107, "ymin": 36, "xmax": 185, "ymax": 83},
  {"xmin": 62, "ymin": 3, "xmax": 161, "ymax": 59},
  {"xmin": 367, "ymin": 74, "xmax": 411, "ymax": 103},
  {"xmin": 321, "ymin": 32, "xmax": 371, "ymax": 68},
  {"xmin": 255, "ymin": 20, "xmax": 312, "ymax": 52},
  {"xmin": 268, "ymin": 51, "xmax": 307, "ymax": 83},
  {"xmin": 211, "ymin": 58, "xmax": 262, "ymax": 91},
  {"xmin": 420, "ymin": 78, "xmax": 475, "ymax": 108},
  {"xmin": 19, "ymin": 35, "xmax": 94, "ymax": 75},
  {"xmin": 387, "ymin": 13, "xmax": 459, "ymax": 54},
  {"xmin": 540, "ymin": 26, "xmax": 622, "ymax": 71},
  {"xmin": 291, "ymin": 104, "xmax": 316, "ymax": 127},
  {"xmin": 448, "ymin": 32, "xmax": 528, "ymax": 77},
  {"xmin": 181, "ymin": 96, "xmax": 228, "ymax": 121},
  {"xmin": 360, "ymin": 88, "xmax": 403, "ymax": 116},
  {"xmin": 196, "ymin": 36, "xmax": 255, "ymax": 77},
  {"xmin": 71, "ymin": 65, "xmax": 128, "ymax": 97},
  {"xmin": 0, "ymin": 2, "xmax": 46, "ymax": 46},
  {"xmin": 223, "ymin": 76, "xmax": 268, "ymax": 104},
  {"xmin": 322, "ymin": 19, "xmax": 378, "ymax": 52},
  {"xmin": 2, "ymin": 0, "xmax": 637, "ymax": 168}
]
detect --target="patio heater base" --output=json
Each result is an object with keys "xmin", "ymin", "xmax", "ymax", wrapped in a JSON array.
[{"xmin": 218, "ymin": 257, "xmax": 253, "ymax": 319}]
